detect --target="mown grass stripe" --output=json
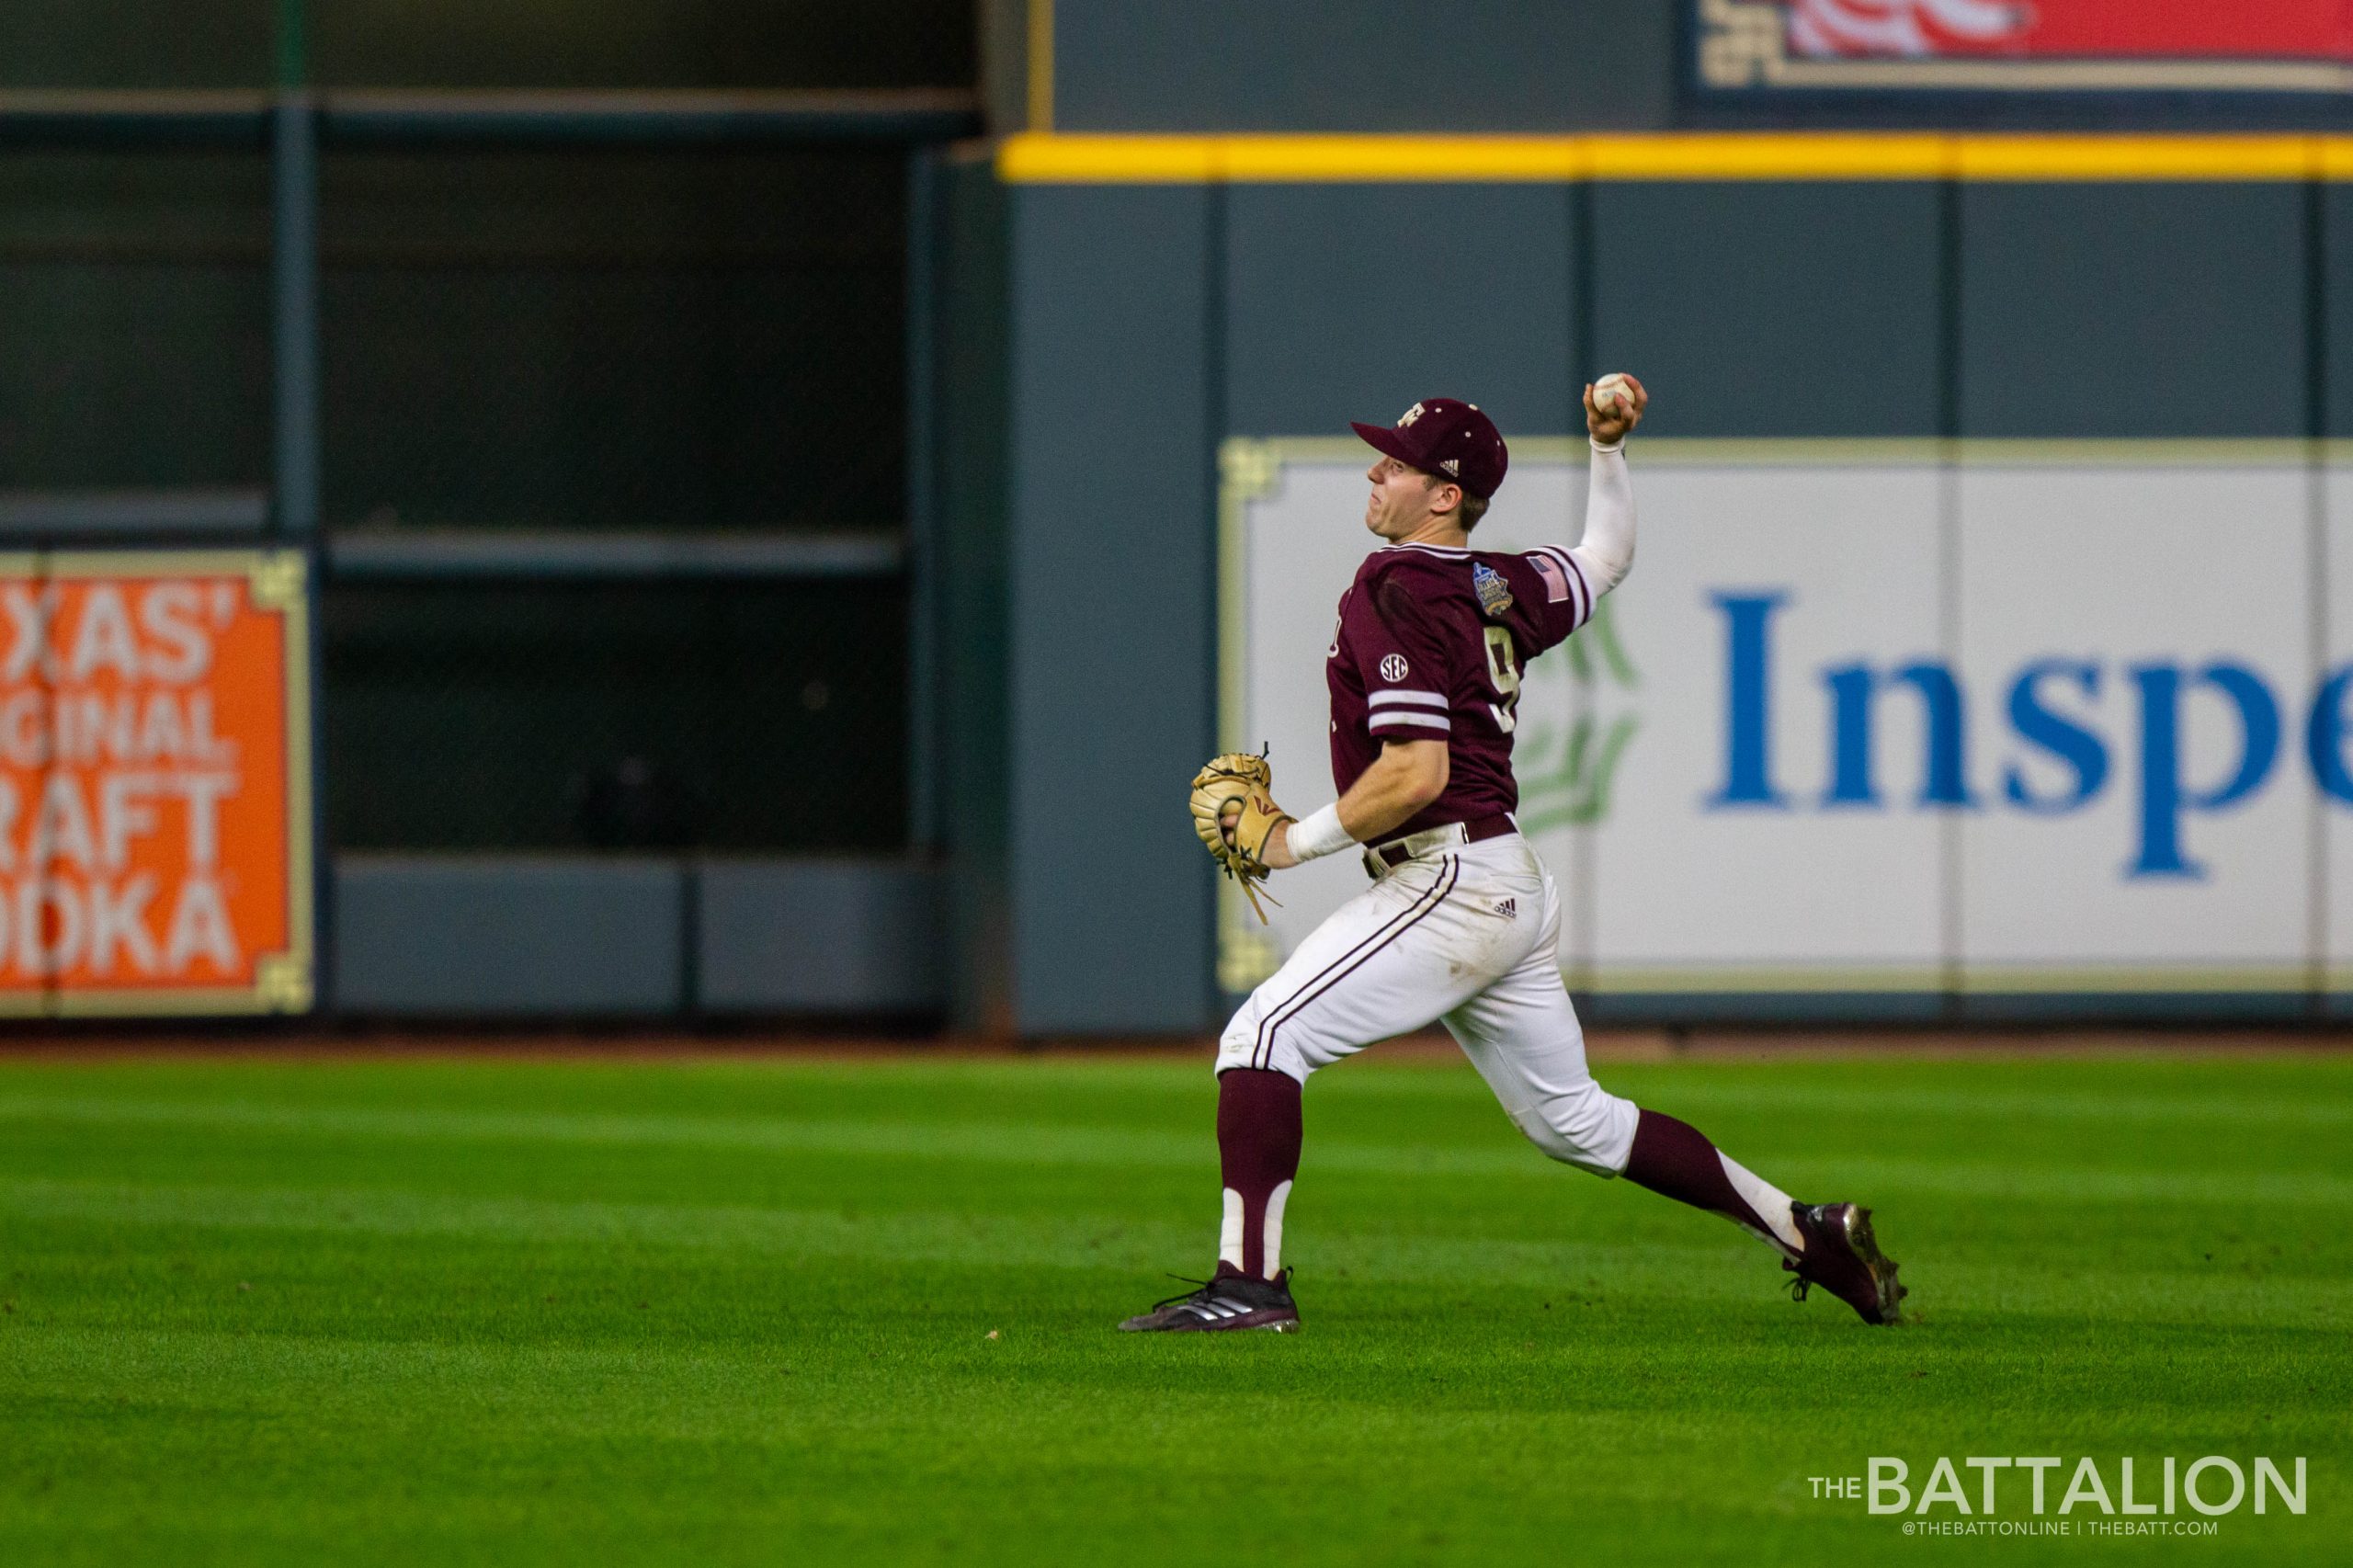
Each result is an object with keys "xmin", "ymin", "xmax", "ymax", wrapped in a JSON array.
[
  {"xmin": 11, "ymin": 1060, "xmax": 2342, "ymax": 1126},
  {"xmin": 9, "ymin": 1092, "xmax": 2343, "ymax": 1200},
  {"xmin": 5, "ymin": 1178, "xmax": 2347, "ymax": 1330},
  {"xmin": 1597, "ymin": 1082, "xmax": 2353, "ymax": 1128},
  {"xmin": 2, "ymin": 1094, "xmax": 2343, "ymax": 1202}
]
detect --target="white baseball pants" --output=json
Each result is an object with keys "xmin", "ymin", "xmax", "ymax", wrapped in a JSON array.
[{"xmin": 1214, "ymin": 833, "xmax": 1640, "ymax": 1176}]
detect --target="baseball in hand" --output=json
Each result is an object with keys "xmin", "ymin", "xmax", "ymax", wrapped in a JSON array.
[{"xmin": 1591, "ymin": 373, "xmax": 1634, "ymax": 415}]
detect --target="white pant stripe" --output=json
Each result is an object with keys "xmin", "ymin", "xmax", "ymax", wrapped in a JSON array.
[
  {"xmin": 1249, "ymin": 857, "xmax": 1460, "ymax": 1071},
  {"xmin": 1217, "ymin": 835, "xmax": 1640, "ymax": 1176}
]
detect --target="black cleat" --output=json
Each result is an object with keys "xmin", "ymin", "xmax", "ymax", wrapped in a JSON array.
[
  {"xmin": 1119, "ymin": 1264, "xmax": 1300, "ymax": 1333},
  {"xmin": 1785, "ymin": 1202, "xmax": 1906, "ymax": 1325}
]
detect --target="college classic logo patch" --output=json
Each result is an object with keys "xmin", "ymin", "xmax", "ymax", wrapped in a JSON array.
[
  {"xmin": 1473, "ymin": 562, "xmax": 1514, "ymax": 619},
  {"xmin": 1379, "ymin": 653, "xmax": 1409, "ymax": 683}
]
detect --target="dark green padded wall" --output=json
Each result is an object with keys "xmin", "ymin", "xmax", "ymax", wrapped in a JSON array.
[
  {"xmin": 1050, "ymin": 1, "xmax": 1676, "ymax": 133},
  {"xmin": 939, "ymin": 155, "xmax": 1014, "ymax": 1030},
  {"xmin": 1223, "ymin": 182, "xmax": 1950, "ymax": 447},
  {"xmin": 1005, "ymin": 184, "xmax": 1219, "ymax": 1032},
  {"xmin": 1959, "ymin": 184, "xmax": 2308, "ymax": 437},
  {"xmin": 1223, "ymin": 184, "xmax": 1580, "ymax": 438},
  {"xmin": 1590, "ymin": 182, "xmax": 1944, "ymax": 437},
  {"xmin": 2322, "ymin": 187, "xmax": 2353, "ymax": 437}
]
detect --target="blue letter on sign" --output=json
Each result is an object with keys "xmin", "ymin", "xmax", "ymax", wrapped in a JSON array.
[
  {"xmin": 2005, "ymin": 660, "xmax": 2107, "ymax": 813},
  {"xmin": 1822, "ymin": 665, "xmax": 1878, "ymax": 805},
  {"xmin": 2129, "ymin": 662, "xmax": 2280, "ymax": 879},
  {"xmin": 2308, "ymin": 665, "xmax": 2353, "ymax": 805},
  {"xmin": 1822, "ymin": 661, "xmax": 1975, "ymax": 809},
  {"xmin": 1706, "ymin": 592, "xmax": 1790, "ymax": 809}
]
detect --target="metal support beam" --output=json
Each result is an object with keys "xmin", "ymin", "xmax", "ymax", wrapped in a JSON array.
[
  {"xmin": 905, "ymin": 148, "xmax": 943, "ymax": 853},
  {"xmin": 323, "ymin": 528, "xmax": 905, "ymax": 581},
  {"xmin": 321, "ymin": 89, "xmax": 981, "ymax": 147},
  {"xmin": 0, "ymin": 91, "xmax": 269, "ymax": 147},
  {"xmin": 0, "ymin": 489, "xmax": 269, "ymax": 534},
  {"xmin": 0, "ymin": 88, "xmax": 980, "ymax": 150},
  {"xmin": 270, "ymin": 98, "xmax": 320, "ymax": 538}
]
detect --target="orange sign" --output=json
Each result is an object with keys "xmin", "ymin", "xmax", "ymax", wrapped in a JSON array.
[{"xmin": 0, "ymin": 551, "xmax": 313, "ymax": 1015}]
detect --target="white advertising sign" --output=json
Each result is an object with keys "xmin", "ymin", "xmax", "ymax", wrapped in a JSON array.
[
  {"xmin": 1221, "ymin": 439, "xmax": 2331, "ymax": 997},
  {"xmin": 2327, "ymin": 460, "xmax": 2353, "ymax": 994}
]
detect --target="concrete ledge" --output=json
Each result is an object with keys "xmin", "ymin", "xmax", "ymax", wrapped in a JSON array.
[
  {"xmin": 1579, "ymin": 991, "xmax": 2320, "ymax": 1027},
  {"xmin": 1579, "ymin": 992, "xmax": 1950, "ymax": 1027},
  {"xmin": 328, "ymin": 854, "xmax": 942, "ymax": 1018},
  {"xmin": 332, "ymin": 856, "xmax": 684, "ymax": 1016},
  {"xmin": 696, "ymin": 859, "xmax": 942, "ymax": 1015}
]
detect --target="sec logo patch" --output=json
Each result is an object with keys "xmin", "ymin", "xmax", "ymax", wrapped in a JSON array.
[{"xmin": 1379, "ymin": 653, "xmax": 1409, "ymax": 683}]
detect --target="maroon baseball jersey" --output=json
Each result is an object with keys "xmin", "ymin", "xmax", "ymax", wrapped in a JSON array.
[{"xmin": 1326, "ymin": 540, "xmax": 1596, "ymax": 838}]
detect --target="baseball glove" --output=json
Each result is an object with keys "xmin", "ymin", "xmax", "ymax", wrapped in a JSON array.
[{"xmin": 1189, "ymin": 750, "xmax": 1293, "ymax": 924}]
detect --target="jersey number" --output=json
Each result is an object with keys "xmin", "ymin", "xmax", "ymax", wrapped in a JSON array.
[{"xmin": 1483, "ymin": 625, "xmax": 1521, "ymax": 733}]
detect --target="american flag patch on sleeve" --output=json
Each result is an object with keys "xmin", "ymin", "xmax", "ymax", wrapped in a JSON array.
[{"xmin": 1529, "ymin": 551, "xmax": 1572, "ymax": 604}]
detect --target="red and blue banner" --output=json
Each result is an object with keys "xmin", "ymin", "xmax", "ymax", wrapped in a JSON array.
[{"xmin": 1699, "ymin": 0, "xmax": 2353, "ymax": 96}]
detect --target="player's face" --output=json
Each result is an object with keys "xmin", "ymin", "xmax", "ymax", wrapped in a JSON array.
[{"xmin": 1363, "ymin": 455, "xmax": 1443, "ymax": 540}]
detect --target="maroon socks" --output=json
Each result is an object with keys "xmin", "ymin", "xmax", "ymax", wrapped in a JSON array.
[
  {"xmin": 1209, "ymin": 1084, "xmax": 1799, "ymax": 1278},
  {"xmin": 1216, "ymin": 1067, "xmax": 1302, "ymax": 1278},
  {"xmin": 1622, "ymin": 1108, "xmax": 1804, "ymax": 1256}
]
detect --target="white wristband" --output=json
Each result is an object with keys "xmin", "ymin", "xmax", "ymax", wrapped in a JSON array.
[
  {"xmin": 1284, "ymin": 803, "xmax": 1354, "ymax": 863},
  {"xmin": 1589, "ymin": 435, "xmax": 1624, "ymax": 454}
]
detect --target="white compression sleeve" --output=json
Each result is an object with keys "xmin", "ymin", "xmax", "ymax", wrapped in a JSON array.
[
  {"xmin": 1569, "ymin": 441, "xmax": 1636, "ymax": 597},
  {"xmin": 1284, "ymin": 802, "xmax": 1354, "ymax": 863}
]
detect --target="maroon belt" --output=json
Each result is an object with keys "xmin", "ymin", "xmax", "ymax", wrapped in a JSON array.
[{"xmin": 1363, "ymin": 813, "xmax": 1518, "ymax": 874}]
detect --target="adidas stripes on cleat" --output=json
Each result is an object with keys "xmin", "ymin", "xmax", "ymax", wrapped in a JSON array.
[{"xmin": 1119, "ymin": 1264, "xmax": 1300, "ymax": 1333}]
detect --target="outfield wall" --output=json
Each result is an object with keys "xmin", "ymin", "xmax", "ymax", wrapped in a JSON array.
[{"xmin": 950, "ymin": 141, "xmax": 2353, "ymax": 1034}]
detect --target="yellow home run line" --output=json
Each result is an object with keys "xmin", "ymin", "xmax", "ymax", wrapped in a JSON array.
[{"xmin": 999, "ymin": 132, "xmax": 2353, "ymax": 184}]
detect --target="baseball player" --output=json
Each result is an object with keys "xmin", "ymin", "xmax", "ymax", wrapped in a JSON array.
[{"xmin": 1123, "ymin": 378, "xmax": 1905, "ymax": 1334}]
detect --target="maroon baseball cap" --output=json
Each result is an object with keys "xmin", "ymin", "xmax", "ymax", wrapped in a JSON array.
[{"xmin": 1351, "ymin": 398, "xmax": 1509, "ymax": 500}]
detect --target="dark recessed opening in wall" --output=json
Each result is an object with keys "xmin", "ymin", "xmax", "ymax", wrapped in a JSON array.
[
  {"xmin": 0, "ymin": 151, "xmax": 272, "ymax": 492},
  {"xmin": 0, "ymin": 1, "xmax": 271, "ymax": 89},
  {"xmin": 0, "ymin": 0, "xmax": 973, "ymax": 92},
  {"xmin": 313, "ymin": 0, "xmax": 976, "ymax": 92},
  {"xmin": 323, "ymin": 578, "xmax": 908, "ymax": 853},
  {"xmin": 319, "ymin": 147, "xmax": 910, "ymax": 533}
]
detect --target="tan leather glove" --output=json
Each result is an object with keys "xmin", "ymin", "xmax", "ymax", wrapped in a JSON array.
[{"xmin": 1188, "ymin": 751, "xmax": 1292, "ymax": 924}]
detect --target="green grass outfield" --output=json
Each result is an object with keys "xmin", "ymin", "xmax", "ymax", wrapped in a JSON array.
[{"xmin": 0, "ymin": 1049, "xmax": 2346, "ymax": 1565}]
